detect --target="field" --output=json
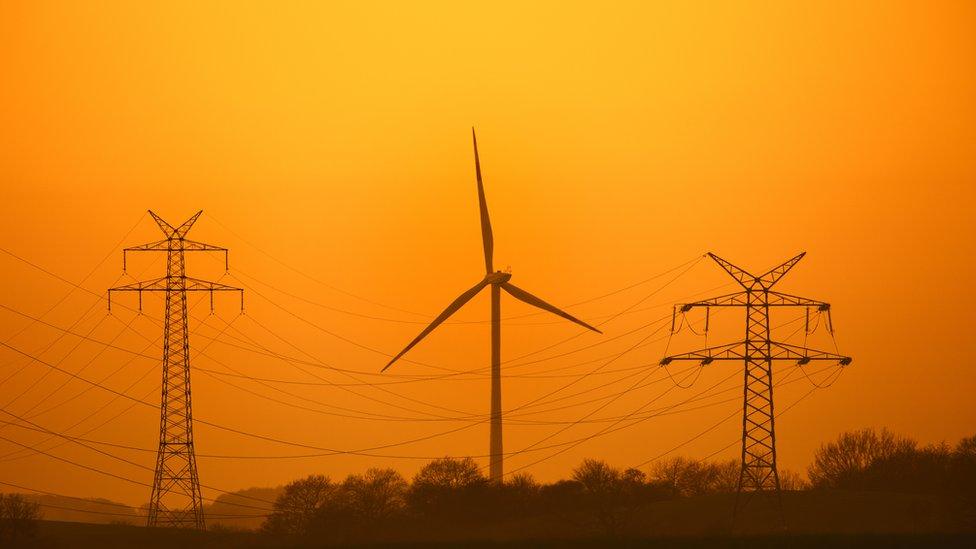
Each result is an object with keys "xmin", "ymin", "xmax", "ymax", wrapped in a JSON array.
[{"xmin": 19, "ymin": 490, "xmax": 976, "ymax": 548}]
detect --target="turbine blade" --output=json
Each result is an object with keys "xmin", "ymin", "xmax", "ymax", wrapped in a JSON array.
[
  {"xmin": 382, "ymin": 277, "xmax": 491, "ymax": 371},
  {"xmin": 501, "ymin": 282, "xmax": 602, "ymax": 334},
  {"xmin": 472, "ymin": 128, "xmax": 494, "ymax": 273}
]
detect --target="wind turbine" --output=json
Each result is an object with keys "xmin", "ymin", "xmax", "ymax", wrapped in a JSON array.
[{"xmin": 383, "ymin": 129, "xmax": 602, "ymax": 482}]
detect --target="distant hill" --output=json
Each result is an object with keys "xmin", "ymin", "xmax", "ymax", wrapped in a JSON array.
[
  {"xmin": 22, "ymin": 494, "xmax": 140, "ymax": 525},
  {"xmin": 13, "ymin": 485, "xmax": 282, "ymax": 530},
  {"xmin": 204, "ymin": 485, "xmax": 283, "ymax": 531}
]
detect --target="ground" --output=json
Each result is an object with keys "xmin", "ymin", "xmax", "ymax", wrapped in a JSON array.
[{"xmin": 12, "ymin": 490, "xmax": 976, "ymax": 548}]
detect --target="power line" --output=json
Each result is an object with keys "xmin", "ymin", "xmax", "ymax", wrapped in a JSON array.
[
  {"xmin": 0, "ymin": 212, "xmax": 145, "ymax": 354},
  {"xmin": 229, "ymin": 255, "xmax": 704, "ymax": 326},
  {"xmin": 629, "ymin": 363, "xmax": 840, "ymax": 469},
  {"xmin": 0, "ymin": 333, "xmax": 781, "ymax": 466}
]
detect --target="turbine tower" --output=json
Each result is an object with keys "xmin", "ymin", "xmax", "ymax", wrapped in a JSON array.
[
  {"xmin": 659, "ymin": 252, "xmax": 851, "ymax": 524},
  {"xmin": 109, "ymin": 210, "xmax": 243, "ymax": 529},
  {"xmin": 383, "ymin": 129, "xmax": 601, "ymax": 482}
]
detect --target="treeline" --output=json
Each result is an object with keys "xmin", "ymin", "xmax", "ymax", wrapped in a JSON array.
[
  {"xmin": 4, "ymin": 428, "xmax": 974, "ymax": 543},
  {"xmin": 260, "ymin": 428, "xmax": 976, "ymax": 542},
  {"xmin": 807, "ymin": 428, "xmax": 976, "ymax": 495},
  {"xmin": 260, "ymin": 456, "xmax": 805, "ymax": 542}
]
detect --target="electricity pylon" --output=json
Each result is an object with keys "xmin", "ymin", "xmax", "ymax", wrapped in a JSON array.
[
  {"xmin": 382, "ymin": 129, "xmax": 601, "ymax": 482},
  {"xmin": 659, "ymin": 252, "xmax": 851, "ymax": 523},
  {"xmin": 108, "ymin": 210, "xmax": 242, "ymax": 530}
]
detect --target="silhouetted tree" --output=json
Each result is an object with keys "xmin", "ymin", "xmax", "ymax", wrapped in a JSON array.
[
  {"xmin": 622, "ymin": 467, "xmax": 645, "ymax": 485},
  {"xmin": 412, "ymin": 457, "xmax": 484, "ymax": 489},
  {"xmin": 711, "ymin": 460, "xmax": 740, "ymax": 493},
  {"xmin": 0, "ymin": 493, "xmax": 41, "ymax": 543},
  {"xmin": 649, "ymin": 457, "xmax": 738, "ymax": 496},
  {"xmin": 262, "ymin": 475, "xmax": 333, "ymax": 537},
  {"xmin": 502, "ymin": 473, "xmax": 539, "ymax": 516},
  {"xmin": 507, "ymin": 472, "xmax": 539, "ymax": 493},
  {"xmin": 808, "ymin": 428, "xmax": 917, "ymax": 489},
  {"xmin": 649, "ymin": 458, "xmax": 800, "ymax": 495},
  {"xmin": 341, "ymin": 468, "xmax": 408, "ymax": 527},
  {"xmin": 408, "ymin": 457, "xmax": 486, "ymax": 520},
  {"xmin": 574, "ymin": 459, "xmax": 621, "ymax": 494},
  {"xmin": 957, "ymin": 435, "xmax": 976, "ymax": 459},
  {"xmin": 538, "ymin": 479, "xmax": 584, "ymax": 519},
  {"xmin": 254, "ymin": 431, "xmax": 976, "ymax": 543},
  {"xmin": 952, "ymin": 435, "xmax": 976, "ymax": 496},
  {"xmin": 649, "ymin": 456, "xmax": 693, "ymax": 497},
  {"xmin": 573, "ymin": 459, "xmax": 627, "ymax": 535},
  {"xmin": 619, "ymin": 467, "xmax": 669, "ymax": 510},
  {"xmin": 779, "ymin": 468, "xmax": 810, "ymax": 491}
]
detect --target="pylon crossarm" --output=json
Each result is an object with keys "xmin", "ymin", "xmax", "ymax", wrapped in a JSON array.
[
  {"xmin": 123, "ymin": 240, "xmax": 229, "ymax": 271},
  {"xmin": 109, "ymin": 277, "xmax": 168, "ymax": 293},
  {"xmin": 148, "ymin": 210, "xmax": 176, "ymax": 235},
  {"xmin": 182, "ymin": 277, "xmax": 242, "ymax": 293},
  {"xmin": 122, "ymin": 241, "xmax": 168, "ymax": 270},
  {"xmin": 178, "ymin": 239, "xmax": 229, "ymax": 254},
  {"xmin": 108, "ymin": 278, "xmax": 242, "ymax": 312},
  {"xmin": 108, "ymin": 277, "xmax": 239, "ymax": 293},
  {"xmin": 758, "ymin": 252, "xmax": 806, "ymax": 289},
  {"xmin": 125, "ymin": 239, "xmax": 171, "ymax": 252},
  {"xmin": 765, "ymin": 291, "xmax": 830, "ymax": 309},
  {"xmin": 707, "ymin": 253, "xmax": 755, "ymax": 288},
  {"xmin": 659, "ymin": 341, "xmax": 745, "ymax": 365},
  {"xmin": 124, "ymin": 239, "xmax": 227, "ymax": 254},
  {"xmin": 680, "ymin": 291, "xmax": 829, "ymax": 310},
  {"xmin": 769, "ymin": 341, "xmax": 852, "ymax": 365},
  {"xmin": 174, "ymin": 211, "xmax": 203, "ymax": 238},
  {"xmin": 679, "ymin": 291, "xmax": 749, "ymax": 310}
]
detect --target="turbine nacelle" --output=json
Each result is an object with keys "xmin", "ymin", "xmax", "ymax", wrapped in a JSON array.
[{"xmin": 485, "ymin": 271, "xmax": 513, "ymax": 285}]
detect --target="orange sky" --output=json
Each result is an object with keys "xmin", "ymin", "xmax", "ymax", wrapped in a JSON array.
[{"xmin": 0, "ymin": 1, "xmax": 974, "ymax": 507}]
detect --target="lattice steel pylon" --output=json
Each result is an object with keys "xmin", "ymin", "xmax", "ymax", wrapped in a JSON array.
[
  {"xmin": 659, "ymin": 252, "xmax": 851, "ymax": 525},
  {"xmin": 108, "ymin": 210, "xmax": 242, "ymax": 530}
]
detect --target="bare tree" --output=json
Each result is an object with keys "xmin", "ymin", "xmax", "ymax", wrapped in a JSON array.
[
  {"xmin": 262, "ymin": 475, "xmax": 333, "ymax": 536},
  {"xmin": 0, "ymin": 493, "xmax": 42, "ymax": 543},
  {"xmin": 573, "ymin": 459, "xmax": 622, "ymax": 494},
  {"xmin": 572, "ymin": 459, "xmax": 626, "ymax": 535},
  {"xmin": 409, "ymin": 457, "xmax": 486, "ymax": 516},
  {"xmin": 808, "ymin": 428, "xmax": 916, "ymax": 488},
  {"xmin": 342, "ymin": 468, "xmax": 408, "ymax": 525},
  {"xmin": 412, "ymin": 457, "xmax": 485, "ymax": 490},
  {"xmin": 622, "ymin": 468, "xmax": 646, "ymax": 485},
  {"xmin": 650, "ymin": 457, "xmax": 748, "ymax": 496},
  {"xmin": 956, "ymin": 435, "xmax": 976, "ymax": 459},
  {"xmin": 779, "ymin": 469, "xmax": 810, "ymax": 491},
  {"xmin": 711, "ymin": 459, "xmax": 740, "ymax": 493},
  {"xmin": 649, "ymin": 456, "xmax": 693, "ymax": 497},
  {"xmin": 507, "ymin": 472, "xmax": 539, "ymax": 493},
  {"xmin": 683, "ymin": 461, "xmax": 720, "ymax": 496}
]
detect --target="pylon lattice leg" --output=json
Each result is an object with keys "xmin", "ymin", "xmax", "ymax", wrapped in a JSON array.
[
  {"xmin": 733, "ymin": 289, "xmax": 783, "ymax": 525},
  {"xmin": 147, "ymin": 245, "xmax": 205, "ymax": 529}
]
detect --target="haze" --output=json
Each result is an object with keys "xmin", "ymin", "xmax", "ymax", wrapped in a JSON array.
[{"xmin": 0, "ymin": 1, "xmax": 974, "ymax": 507}]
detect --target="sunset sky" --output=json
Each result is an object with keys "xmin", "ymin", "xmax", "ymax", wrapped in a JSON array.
[{"xmin": 0, "ymin": 1, "xmax": 974, "ymax": 508}]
